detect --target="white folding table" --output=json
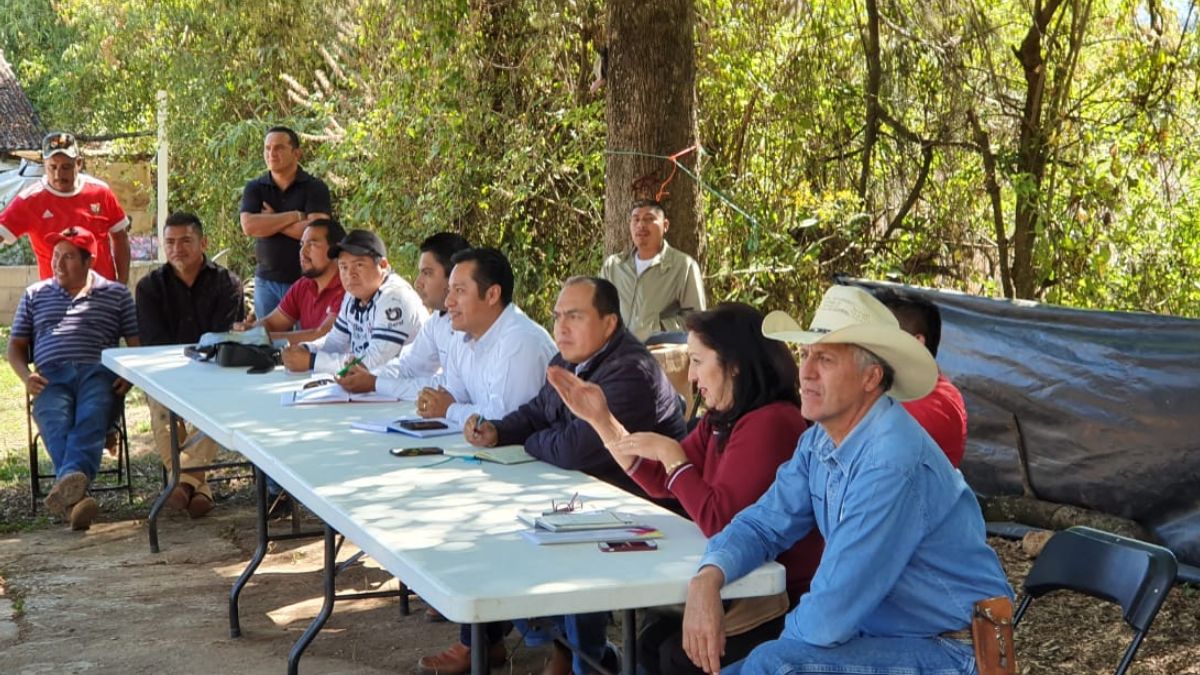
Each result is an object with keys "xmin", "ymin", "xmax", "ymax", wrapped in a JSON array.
[{"xmin": 103, "ymin": 345, "xmax": 785, "ymax": 674}]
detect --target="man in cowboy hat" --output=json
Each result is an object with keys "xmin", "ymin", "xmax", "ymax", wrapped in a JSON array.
[{"xmin": 679, "ymin": 285, "xmax": 1012, "ymax": 674}]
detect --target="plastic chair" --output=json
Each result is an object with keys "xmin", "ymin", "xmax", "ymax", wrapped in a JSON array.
[
  {"xmin": 27, "ymin": 389, "xmax": 133, "ymax": 514},
  {"xmin": 1013, "ymin": 526, "xmax": 1178, "ymax": 675}
]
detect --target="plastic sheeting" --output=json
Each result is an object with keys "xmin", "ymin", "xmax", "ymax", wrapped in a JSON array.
[{"xmin": 841, "ymin": 278, "xmax": 1200, "ymax": 565}]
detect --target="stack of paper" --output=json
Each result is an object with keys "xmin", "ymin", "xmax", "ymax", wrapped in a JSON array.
[
  {"xmin": 519, "ymin": 526, "xmax": 663, "ymax": 546},
  {"xmin": 515, "ymin": 509, "xmax": 663, "ymax": 545}
]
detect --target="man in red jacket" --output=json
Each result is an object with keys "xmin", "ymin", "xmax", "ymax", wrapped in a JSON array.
[{"xmin": 875, "ymin": 288, "xmax": 968, "ymax": 467}]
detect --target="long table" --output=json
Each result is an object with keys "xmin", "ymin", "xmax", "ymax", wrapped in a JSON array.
[{"xmin": 102, "ymin": 345, "xmax": 785, "ymax": 674}]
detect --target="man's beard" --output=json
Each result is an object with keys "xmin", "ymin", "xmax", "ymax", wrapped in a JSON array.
[{"xmin": 302, "ymin": 264, "xmax": 328, "ymax": 279}]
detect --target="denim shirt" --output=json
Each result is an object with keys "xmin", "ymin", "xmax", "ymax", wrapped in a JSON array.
[{"xmin": 700, "ymin": 396, "xmax": 1013, "ymax": 647}]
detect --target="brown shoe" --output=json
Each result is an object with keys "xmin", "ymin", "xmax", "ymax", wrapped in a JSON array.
[
  {"xmin": 44, "ymin": 471, "xmax": 89, "ymax": 519},
  {"xmin": 69, "ymin": 496, "xmax": 99, "ymax": 531},
  {"xmin": 416, "ymin": 641, "xmax": 507, "ymax": 675},
  {"xmin": 542, "ymin": 641, "xmax": 572, "ymax": 675},
  {"xmin": 164, "ymin": 484, "xmax": 194, "ymax": 511},
  {"xmin": 187, "ymin": 491, "xmax": 214, "ymax": 518},
  {"xmin": 104, "ymin": 431, "xmax": 119, "ymax": 458}
]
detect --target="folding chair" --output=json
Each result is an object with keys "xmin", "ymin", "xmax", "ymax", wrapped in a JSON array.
[
  {"xmin": 27, "ymin": 389, "xmax": 133, "ymax": 515},
  {"xmin": 1012, "ymin": 526, "xmax": 1178, "ymax": 675}
]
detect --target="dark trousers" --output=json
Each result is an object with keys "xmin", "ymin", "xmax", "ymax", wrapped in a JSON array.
[
  {"xmin": 459, "ymin": 621, "xmax": 511, "ymax": 646},
  {"xmin": 637, "ymin": 608, "xmax": 786, "ymax": 675}
]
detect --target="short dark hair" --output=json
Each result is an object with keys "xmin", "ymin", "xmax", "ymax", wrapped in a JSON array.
[
  {"xmin": 306, "ymin": 218, "xmax": 346, "ymax": 246},
  {"xmin": 874, "ymin": 288, "xmax": 942, "ymax": 357},
  {"xmin": 450, "ymin": 247, "xmax": 514, "ymax": 306},
  {"xmin": 563, "ymin": 276, "xmax": 622, "ymax": 325},
  {"xmin": 686, "ymin": 303, "xmax": 801, "ymax": 451},
  {"xmin": 266, "ymin": 125, "xmax": 300, "ymax": 149},
  {"xmin": 420, "ymin": 232, "xmax": 472, "ymax": 277},
  {"xmin": 629, "ymin": 198, "xmax": 665, "ymax": 218},
  {"xmin": 164, "ymin": 211, "xmax": 204, "ymax": 236}
]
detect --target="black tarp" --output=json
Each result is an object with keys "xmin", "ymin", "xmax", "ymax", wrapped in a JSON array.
[{"xmin": 841, "ymin": 278, "xmax": 1200, "ymax": 565}]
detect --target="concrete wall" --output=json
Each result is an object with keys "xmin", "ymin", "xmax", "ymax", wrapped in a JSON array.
[
  {"xmin": 0, "ymin": 260, "xmax": 156, "ymax": 324},
  {"xmin": 86, "ymin": 158, "xmax": 155, "ymax": 235}
]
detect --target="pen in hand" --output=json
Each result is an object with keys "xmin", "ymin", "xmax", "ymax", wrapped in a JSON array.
[{"xmin": 336, "ymin": 356, "xmax": 364, "ymax": 378}]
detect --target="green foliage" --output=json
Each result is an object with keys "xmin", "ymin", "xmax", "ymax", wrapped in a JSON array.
[{"xmin": 3, "ymin": 0, "xmax": 1199, "ymax": 321}]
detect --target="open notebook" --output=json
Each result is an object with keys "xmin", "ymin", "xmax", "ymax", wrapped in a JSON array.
[{"xmin": 280, "ymin": 380, "xmax": 399, "ymax": 406}]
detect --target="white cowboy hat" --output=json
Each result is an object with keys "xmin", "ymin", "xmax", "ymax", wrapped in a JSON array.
[{"xmin": 762, "ymin": 285, "xmax": 938, "ymax": 401}]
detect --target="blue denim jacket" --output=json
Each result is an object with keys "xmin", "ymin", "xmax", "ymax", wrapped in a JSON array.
[{"xmin": 700, "ymin": 396, "xmax": 1013, "ymax": 647}]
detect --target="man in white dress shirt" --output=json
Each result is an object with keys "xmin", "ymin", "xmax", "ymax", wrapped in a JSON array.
[
  {"xmin": 415, "ymin": 247, "xmax": 557, "ymax": 671},
  {"xmin": 337, "ymin": 232, "xmax": 470, "ymax": 398},
  {"xmin": 415, "ymin": 246, "xmax": 556, "ymax": 431}
]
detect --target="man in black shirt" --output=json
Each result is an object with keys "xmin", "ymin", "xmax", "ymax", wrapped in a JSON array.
[
  {"xmin": 239, "ymin": 126, "xmax": 332, "ymax": 322},
  {"xmin": 136, "ymin": 212, "xmax": 244, "ymax": 517}
]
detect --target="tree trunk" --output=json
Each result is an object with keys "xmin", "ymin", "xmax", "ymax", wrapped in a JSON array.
[
  {"xmin": 1009, "ymin": 0, "xmax": 1065, "ymax": 299},
  {"xmin": 859, "ymin": 0, "xmax": 882, "ymax": 204},
  {"xmin": 603, "ymin": 0, "xmax": 702, "ymax": 262}
]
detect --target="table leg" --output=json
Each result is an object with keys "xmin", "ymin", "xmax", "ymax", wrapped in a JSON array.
[
  {"xmin": 287, "ymin": 524, "xmax": 338, "ymax": 675},
  {"xmin": 622, "ymin": 609, "xmax": 636, "ymax": 675},
  {"xmin": 147, "ymin": 409, "xmax": 183, "ymax": 554},
  {"xmin": 471, "ymin": 623, "xmax": 486, "ymax": 675},
  {"xmin": 229, "ymin": 465, "xmax": 269, "ymax": 638}
]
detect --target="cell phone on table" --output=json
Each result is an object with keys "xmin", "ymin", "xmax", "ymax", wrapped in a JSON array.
[
  {"xmin": 399, "ymin": 420, "xmax": 448, "ymax": 431},
  {"xmin": 389, "ymin": 447, "xmax": 444, "ymax": 457},
  {"xmin": 599, "ymin": 541, "xmax": 657, "ymax": 552}
]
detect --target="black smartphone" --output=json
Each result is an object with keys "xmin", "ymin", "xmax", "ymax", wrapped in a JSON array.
[
  {"xmin": 598, "ymin": 541, "xmax": 658, "ymax": 552},
  {"xmin": 399, "ymin": 420, "xmax": 449, "ymax": 431},
  {"xmin": 389, "ymin": 447, "xmax": 444, "ymax": 457}
]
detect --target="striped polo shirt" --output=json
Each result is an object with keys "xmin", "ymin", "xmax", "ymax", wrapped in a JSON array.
[{"xmin": 11, "ymin": 270, "xmax": 139, "ymax": 366}]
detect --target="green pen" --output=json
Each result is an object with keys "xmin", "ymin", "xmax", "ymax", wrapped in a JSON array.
[{"xmin": 336, "ymin": 356, "xmax": 364, "ymax": 377}]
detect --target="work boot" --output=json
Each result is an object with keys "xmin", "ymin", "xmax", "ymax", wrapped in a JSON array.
[
  {"xmin": 187, "ymin": 491, "xmax": 215, "ymax": 518},
  {"xmin": 69, "ymin": 496, "xmax": 99, "ymax": 531},
  {"xmin": 164, "ymin": 483, "xmax": 193, "ymax": 511},
  {"xmin": 541, "ymin": 641, "xmax": 572, "ymax": 675},
  {"xmin": 44, "ymin": 471, "xmax": 89, "ymax": 519},
  {"xmin": 104, "ymin": 431, "xmax": 119, "ymax": 457},
  {"xmin": 416, "ymin": 641, "xmax": 507, "ymax": 675}
]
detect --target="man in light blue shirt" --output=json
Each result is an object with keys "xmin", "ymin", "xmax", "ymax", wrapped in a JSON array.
[{"xmin": 682, "ymin": 285, "xmax": 1013, "ymax": 675}]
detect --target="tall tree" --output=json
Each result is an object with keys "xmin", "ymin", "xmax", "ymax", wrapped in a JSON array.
[{"xmin": 603, "ymin": 0, "xmax": 703, "ymax": 261}]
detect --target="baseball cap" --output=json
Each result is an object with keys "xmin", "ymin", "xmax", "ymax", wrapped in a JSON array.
[
  {"xmin": 42, "ymin": 132, "xmax": 80, "ymax": 160},
  {"xmin": 328, "ymin": 229, "xmax": 387, "ymax": 260},
  {"xmin": 45, "ymin": 227, "xmax": 98, "ymax": 258}
]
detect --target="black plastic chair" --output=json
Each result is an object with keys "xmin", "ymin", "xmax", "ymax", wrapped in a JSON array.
[{"xmin": 1013, "ymin": 526, "xmax": 1178, "ymax": 675}]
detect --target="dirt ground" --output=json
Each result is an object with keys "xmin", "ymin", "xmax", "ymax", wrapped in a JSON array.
[{"xmin": 1, "ymin": 436, "xmax": 1198, "ymax": 673}]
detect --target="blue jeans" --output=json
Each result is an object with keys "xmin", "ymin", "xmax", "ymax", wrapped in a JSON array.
[
  {"xmin": 253, "ymin": 275, "xmax": 292, "ymax": 321},
  {"xmin": 515, "ymin": 613, "xmax": 608, "ymax": 675},
  {"xmin": 723, "ymin": 636, "xmax": 976, "ymax": 675},
  {"xmin": 32, "ymin": 363, "xmax": 118, "ymax": 481}
]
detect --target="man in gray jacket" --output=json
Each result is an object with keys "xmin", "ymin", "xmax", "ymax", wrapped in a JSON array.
[{"xmin": 600, "ymin": 199, "xmax": 706, "ymax": 340}]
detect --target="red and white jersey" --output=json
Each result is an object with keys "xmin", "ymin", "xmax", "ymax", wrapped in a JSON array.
[{"xmin": 0, "ymin": 176, "xmax": 130, "ymax": 281}]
